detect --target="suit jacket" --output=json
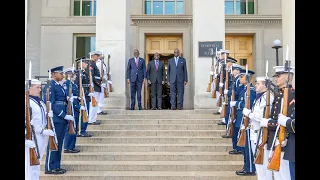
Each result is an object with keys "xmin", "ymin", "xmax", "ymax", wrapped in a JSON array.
[
  {"xmin": 168, "ymin": 56, "xmax": 188, "ymax": 83},
  {"xmin": 147, "ymin": 60, "xmax": 165, "ymax": 83},
  {"xmin": 126, "ymin": 57, "xmax": 146, "ymax": 83}
]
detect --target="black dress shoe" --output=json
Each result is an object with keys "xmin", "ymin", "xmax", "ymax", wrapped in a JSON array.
[
  {"xmin": 77, "ymin": 133, "xmax": 92, "ymax": 137},
  {"xmin": 221, "ymin": 135, "xmax": 232, "ymax": 138},
  {"xmin": 57, "ymin": 168, "xmax": 67, "ymax": 173},
  {"xmin": 229, "ymin": 150, "xmax": 242, "ymax": 154},
  {"xmin": 213, "ymin": 112, "xmax": 221, "ymax": 115},
  {"xmin": 130, "ymin": 107, "xmax": 134, "ymax": 110},
  {"xmin": 236, "ymin": 170, "xmax": 256, "ymax": 176},
  {"xmin": 177, "ymin": 107, "xmax": 182, "ymax": 110},
  {"xmin": 171, "ymin": 107, "xmax": 176, "ymax": 110},
  {"xmin": 45, "ymin": 169, "xmax": 64, "ymax": 174},
  {"xmin": 139, "ymin": 107, "xmax": 143, "ymax": 110},
  {"xmin": 236, "ymin": 169, "xmax": 244, "ymax": 173},
  {"xmin": 157, "ymin": 107, "xmax": 162, "ymax": 110},
  {"xmin": 217, "ymin": 122, "xmax": 226, "ymax": 125},
  {"xmin": 98, "ymin": 111, "xmax": 107, "ymax": 115},
  {"xmin": 64, "ymin": 149, "xmax": 79, "ymax": 153},
  {"xmin": 151, "ymin": 107, "xmax": 156, "ymax": 110},
  {"xmin": 89, "ymin": 122, "xmax": 100, "ymax": 125}
]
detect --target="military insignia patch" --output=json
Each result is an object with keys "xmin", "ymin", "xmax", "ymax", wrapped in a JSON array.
[{"xmin": 289, "ymin": 99, "xmax": 295, "ymax": 105}]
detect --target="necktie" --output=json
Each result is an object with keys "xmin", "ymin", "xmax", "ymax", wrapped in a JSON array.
[
  {"xmin": 135, "ymin": 58, "xmax": 138, "ymax": 67},
  {"xmin": 155, "ymin": 60, "xmax": 158, "ymax": 71},
  {"xmin": 175, "ymin": 57, "xmax": 178, "ymax": 66}
]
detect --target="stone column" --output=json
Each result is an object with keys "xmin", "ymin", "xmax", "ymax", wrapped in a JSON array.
[
  {"xmin": 96, "ymin": 0, "xmax": 131, "ymax": 109},
  {"xmin": 193, "ymin": 0, "xmax": 225, "ymax": 109},
  {"xmin": 281, "ymin": 0, "xmax": 295, "ymax": 86},
  {"xmin": 26, "ymin": 0, "xmax": 42, "ymax": 78}
]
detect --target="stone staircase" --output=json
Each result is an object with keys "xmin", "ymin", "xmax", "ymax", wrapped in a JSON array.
[{"xmin": 40, "ymin": 110, "xmax": 256, "ymax": 180}]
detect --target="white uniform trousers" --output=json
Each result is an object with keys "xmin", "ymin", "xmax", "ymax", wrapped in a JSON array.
[
  {"xmin": 251, "ymin": 141, "xmax": 272, "ymax": 180},
  {"xmin": 30, "ymin": 135, "xmax": 48, "ymax": 180},
  {"xmin": 97, "ymin": 87, "xmax": 105, "ymax": 113},
  {"xmin": 25, "ymin": 147, "xmax": 32, "ymax": 180},
  {"xmin": 264, "ymin": 150, "xmax": 290, "ymax": 180},
  {"xmin": 89, "ymin": 92, "xmax": 101, "ymax": 123}
]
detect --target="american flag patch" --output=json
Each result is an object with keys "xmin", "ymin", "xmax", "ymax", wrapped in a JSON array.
[{"xmin": 289, "ymin": 99, "xmax": 295, "ymax": 105}]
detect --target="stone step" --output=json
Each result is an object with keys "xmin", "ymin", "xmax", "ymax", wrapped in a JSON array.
[
  {"xmin": 40, "ymin": 171, "xmax": 255, "ymax": 180},
  {"xmin": 100, "ymin": 109, "xmax": 218, "ymax": 115},
  {"xmin": 76, "ymin": 136, "xmax": 231, "ymax": 144},
  {"xmin": 74, "ymin": 144, "xmax": 233, "ymax": 152},
  {"xmin": 40, "ymin": 161, "xmax": 244, "ymax": 171},
  {"xmin": 85, "ymin": 130, "xmax": 226, "ymax": 137},
  {"xmin": 96, "ymin": 119, "xmax": 221, "ymax": 124},
  {"xmin": 97, "ymin": 114, "xmax": 218, "ymax": 119},
  {"xmin": 44, "ymin": 152, "xmax": 242, "ymax": 161},
  {"xmin": 87, "ymin": 124, "xmax": 226, "ymax": 130}
]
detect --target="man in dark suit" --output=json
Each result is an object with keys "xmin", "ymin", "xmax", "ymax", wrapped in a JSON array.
[
  {"xmin": 147, "ymin": 53, "xmax": 165, "ymax": 110},
  {"xmin": 168, "ymin": 48, "xmax": 188, "ymax": 110},
  {"xmin": 126, "ymin": 49, "xmax": 146, "ymax": 110}
]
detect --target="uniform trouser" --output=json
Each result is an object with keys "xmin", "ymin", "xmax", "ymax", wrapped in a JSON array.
[
  {"xmin": 264, "ymin": 150, "xmax": 290, "ymax": 180},
  {"xmin": 25, "ymin": 147, "xmax": 31, "ymax": 180},
  {"xmin": 45, "ymin": 121, "xmax": 67, "ymax": 171},
  {"xmin": 242, "ymin": 129, "xmax": 256, "ymax": 173},
  {"xmin": 250, "ymin": 141, "xmax": 270, "ymax": 180},
  {"xmin": 30, "ymin": 134, "xmax": 48, "ymax": 180},
  {"xmin": 80, "ymin": 100, "xmax": 90, "ymax": 134},
  {"xmin": 232, "ymin": 126, "xmax": 241, "ymax": 151},
  {"xmin": 89, "ymin": 92, "xmax": 100, "ymax": 123},
  {"xmin": 64, "ymin": 111, "xmax": 80, "ymax": 150},
  {"xmin": 224, "ymin": 103, "xmax": 230, "ymax": 129},
  {"xmin": 97, "ymin": 86, "xmax": 105, "ymax": 113},
  {"xmin": 289, "ymin": 161, "xmax": 295, "ymax": 180}
]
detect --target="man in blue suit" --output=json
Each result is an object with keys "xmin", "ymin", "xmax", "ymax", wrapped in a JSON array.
[
  {"xmin": 126, "ymin": 49, "xmax": 146, "ymax": 110},
  {"xmin": 168, "ymin": 48, "xmax": 188, "ymax": 110}
]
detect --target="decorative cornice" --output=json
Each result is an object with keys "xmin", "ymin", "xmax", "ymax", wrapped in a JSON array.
[
  {"xmin": 41, "ymin": 15, "xmax": 281, "ymax": 26},
  {"xmin": 41, "ymin": 17, "xmax": 96, "ymax": 26}
]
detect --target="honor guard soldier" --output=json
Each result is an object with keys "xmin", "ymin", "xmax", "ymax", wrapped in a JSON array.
[
  {"xmin": 63, "ymin": 68, "xmax": 84, "ymax": 153},
  {"xmin": 222, "ymin": 64, "xmax": 245, "ymax": 156},
  {"xmin": 96, "ymin": 52, "xmax": 108, "ymax": 115},
  {"xmin": 214, "ymin": 49, "xmax": 226, "ymax": 116},
  {"xmin": 260, "ymin": 65, "xmax": 294, "ymax": 180},
  {"xmin": 242, "ymin": 76, "xmax": 274, "ymax": 179},
  {"xmin": 221, "ymin": 57, "xmax": 237, "ymax": 129},
  {"xmin": 88, "ymin": 51, "xmax": 102, "ymax": 125},
  {"xmin": 75, "ymin": 58, "xmax": 92, "ymax": 137},
  {"xmin": 230, "ymin": 68, "xmax": 257, "ymax": 176},
  {"xmin": 44, "ymin": 66, "xmax": 75, "ymax": 174},
  {"xmin": 28, "ymin": 79, "xmax": 55, "ymax": 179}
]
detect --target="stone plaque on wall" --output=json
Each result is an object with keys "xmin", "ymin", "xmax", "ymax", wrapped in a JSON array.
[{"xmin": 198, "ymin": 41, "xmax": 223, "ymax": 57}]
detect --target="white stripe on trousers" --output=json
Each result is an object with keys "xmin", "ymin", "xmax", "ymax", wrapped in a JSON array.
[{"xmin": 97, "ymin": 87, "xmax": 105, "ymax": 113}]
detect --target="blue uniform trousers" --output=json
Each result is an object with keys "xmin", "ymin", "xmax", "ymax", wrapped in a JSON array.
[
  {"xmin": 45, "ymin": 121, "xmax": 67, "ymax": 171},
  {"xmin": 232, "ymin": 126, "xmax": 241, "ymax": 151},
  {"xmin": 289, "ymin": 161, "xmax": 295, "ymax": 180},
  {"xmin": 225, "ymin": 104, "xmax": 230, "ymax": 129},
  {"xmin": 242, "ymin": 129, "xmax": 256, "ymax": 173},
  {"xmin": 63, "ymin": 111, "xmax": 79, "ymax": 150}
]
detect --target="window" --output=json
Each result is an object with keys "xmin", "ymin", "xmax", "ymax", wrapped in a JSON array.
[
  {"xmin": 74, "ymin": 34, "xmax": 96, "ymax": 59},
  {"xmin": 225, "ymin": 0, "xmax": 255, "ymax": 15},
  {"xmin": 73, "ymin": 0, "xmax": 97, "ymax": 16},
  {"xmin": 145, "ymin": 0, "xmax": 184, "ymax": 15}
]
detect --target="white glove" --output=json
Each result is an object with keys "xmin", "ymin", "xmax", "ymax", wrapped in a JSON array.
[
  {"xmin": 47, "ymin": 110, "xmax": 53, "ymax": 118},
  {"xmin": 80, "ymin": 106, "xmax": 86, "ymax": 111},
  {"xmin": 42, "ymin": 129, "xmax": 55, "ymax": 136},
  {"xmin": 25, "ymin": 140, "xmax": 36, "ymax": 148},
  {"xmin": 240, "ymin": 125, "xmax": 245, "ymax": 130},
  {"xmin": 210, "ymin": 71, "xmax": 214, "ymax": 75},
  {"xmin": 278, "ymin": 114, "xmax": 290, "ymax": 127},
  {"xmin": 221, "ymin": 118, "xmax": 225, "ymax": 123},
  {"xmin": 260, "ymin": 118, "xmax": 270, "ymax": 127},
  {"xmin": 230, "ymin": 101, "xmax": 236, "ymax": 107},
  {"xmin": 242, "ymin": 108, "xmax": 251, "ymax": 117},
  {"xmin": 219, "ymin": 82, "xmax": 224, "ymax": 87},
  {"xmin": 67, "ymin": 96, "xmax": 74, "ymax": 103},
  {"xmin": 91, "ymin": 83, "xmax": 94, "ymax": 87},
  {"xmin": 64, "ymin": 115, "xmax": 74, "ymax": 121},
  {"xmin": 101, "ymin": 83, "xmax": 107, "ymax": 88},
  {"xmin": 214, "ymin": 74, "xmax": 218, "ymax": 78},
  {"xmin": 275, "ymin": 139, "xmax": 287, "ymax": 147},
  {"xmin": 88, "ymin": 93, "xmax": 94, "ymax": 97},
  {"xmin": 224, "ymin": 90, "xmax": 228, "ymax": 94}
]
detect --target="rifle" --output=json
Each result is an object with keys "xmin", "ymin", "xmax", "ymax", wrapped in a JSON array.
[
  {"xmin": 100, "ymin": 51, "xmax": 109, "ymax": 97},
  {"xmin": 107, "ymin": 53, "xmax": 113, "ymax": 92},
  {"xmin": 216, "ymin": 62, "xmax": 224, "ymax": 107},
  {"xmin": 207, "ymin": 48, "xmax": 216, "ymax": 93},
  {"xmin": 237, "ymin": 64, "xmax": 250, "ymax": 147},
  {"xmin": 226, "ymin": 67, "xmax": 235, "ymax": 137},
  {"xmin": 267, "ymin": 60, "xmax": 291, "ymax": 171},
  {"xmin": 66, "ymin": 71, "xmax": 76, "ymax": 135},
  {"xmin": 212, "ymin": 50, "xmax": 219, "ymax": 98},
  {"xmin": 221, "ymin": 53, "xmax": 229, "ymax": 118},
  {"xmin": 78, "ymin": 59, "xmax": 89, "ymax": 127},
  {"xmin": 88, "ymin": 60, "xmax": 98, "ymax": 107},
  {"xmin": 25, "ymin": 77, "xmax": 40, "ymax": 166},
  {"xmin": 45, "ymin": 74, "xmax": 58, "ymax": 151},
  {"xmin": 254, "ymin": 60, "xmax": 270, "ymax": 164}
]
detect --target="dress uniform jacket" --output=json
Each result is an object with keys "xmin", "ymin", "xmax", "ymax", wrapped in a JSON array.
[
  {"xmin": 284, "ymin": 91, "xmax": 295, "ymax": 162},
  {"xmin": 63, "ymin": 80, "xmax": 80, "ymax": 112},
  {"xmin": 75, "ymin": 70, "xmax": 91, "ymax": 103},
  {"xmin": 49, "ymin": 80, "xmax": 67, "ymax": 123},
  {"xmin": 90, "ymin": 61, "xmax": 102, "ymax": 92},
  {"xmin": 235, "ymin": 84, "xmax": 256, "ymax": 128}
]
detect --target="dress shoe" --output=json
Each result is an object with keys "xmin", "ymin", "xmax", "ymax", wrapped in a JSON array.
[
  {"xmin": 157, "ymin": 107, "xmax": 162, "ymax": 110},
  {"xmin": 221, "ymin": 135, "xmax": 232, "ymax": 138},
  {"xmin": 151, "ymin": 107, "xmax": 156, "ymax": 110},
  {"xmin": 171, "ymin": 107, "xmax": 176, "ymax": 110},
  {"xmin": 229, "ymin": 149, "xmax": 242, "ymax": 154},
  {"xmin": 213, "ymin": 112, "xmax": 221, "ymax": 115},
  {"xmin": 89, "ymin": 122, "xmax": 100, "ymax": 125},
  {"xmin": 45, "ymin": 169, "xmax": 64, "ymax": 174},
  {"xmin": 77, "ymin": 133, "xmax": 92, "ymax": 137},
  {"xmin": 217, "ymin": 122, "xmax": 226, "ymax": 125},
  {"xmin": 236, "ymin": 170, "xmax": 256, "ymax": 176},
  {"xmin": 64, "ymin": 149, "xmax": 80, "ymax": 153},
  {"xmin": 98, "ymin": 111, "xmax": 107, "ymax": 115},
  {"xmin": 139, "ymin": 107, "xmax": 143, "ymax": 110}
]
